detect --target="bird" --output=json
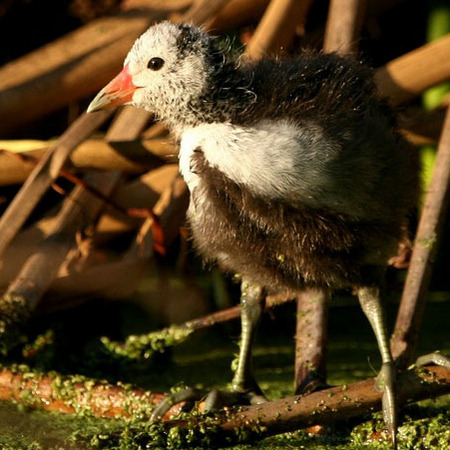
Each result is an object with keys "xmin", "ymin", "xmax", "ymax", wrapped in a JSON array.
[{"xmin": 88, "ymin": 21, "xmax": 418, "ymax": 446}]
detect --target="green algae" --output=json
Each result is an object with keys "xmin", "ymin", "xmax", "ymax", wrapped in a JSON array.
[
  {"xmin": 0, "ymin": 296, "xmax": 449, "ymax": 449},
  {"xmin": 101, "ymin": 324, "xmax": 195, "ymax": 361},
  {"xmin": 0, "ymin": 292, "xmax": 30, "ymax": 355}
]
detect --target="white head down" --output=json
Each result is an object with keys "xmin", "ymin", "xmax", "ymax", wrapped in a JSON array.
[
  {"xmin": 88, "ymin": 22, "xmax": 240, "ymax": 134},
  {"xmin": 126, "ymin": 23, "xmax": 212, "ymax": 114}
]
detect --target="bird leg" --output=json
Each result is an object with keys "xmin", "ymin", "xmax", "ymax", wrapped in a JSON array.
[
  {"xmin": 294, "ymin": 287, "xmax": 330, "ymax": 395},
  {"xmin": 357, "ymin": 286, "xmax": 397, "ymax": 448},
  {"xmin": 150, "ymin": 278, "xmax": 266, "ymax": 421},
  {"xmin": 230, "ymin": 278, "xmax": 266, "ymax": 396}
]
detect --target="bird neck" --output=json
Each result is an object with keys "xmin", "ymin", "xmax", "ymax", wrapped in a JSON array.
[{"xmin": 167, "ymin": 62, "xmax": 256, "ymax": 137}]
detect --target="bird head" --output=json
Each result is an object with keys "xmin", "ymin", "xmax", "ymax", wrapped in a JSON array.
[{"xmin": 87, "ymin": 22, "xmax": 219, "ymax": 128}]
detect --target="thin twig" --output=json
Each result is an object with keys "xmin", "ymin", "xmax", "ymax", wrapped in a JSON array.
[
  {"xmin": 294, "ymin": 288, "xmax": 330, "ymax": 394},
  {"xmin": 102, "ymin": 293, "xmax": 294, "ymax": 360},
  {"xmin": 179, "ymin": 0, "xmax": 231, "ymax": 25},
  {"xmin": 375, "ymin": 34, "xmax": 450, "ymax": 105},
  {"xmin": 293, "ymin": 0, "xmax": 366, "ymax": 396},
  {"xmin": 391, "ymin": 106, "xmax": 450, "ymax": 368},
  {"xmin": 323, "ymin": 0, "xmax": 367, "ymax": 54},
  {"xmin": 0, "ymin": 366, "xmax": 183, "ymax": 420},
  {"xmin": 0, "ymin": 149, "xmax": 166, "ymax": 254},
  {"xmin": 245, "ymin": 0, "xmax": 314, "ymax": 59},
  {"xmin": 0, "ymin": 111, "xmax": 113, "ymax": 260},
  {"xmin": 108, "ymin": 365, "xmax": 450, "ymax": 448},
  {"xmin": 0, "ymin": 10, "xmax": 157, "ymax": 134}
]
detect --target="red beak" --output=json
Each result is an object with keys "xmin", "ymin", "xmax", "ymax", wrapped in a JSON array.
[{"xmin": 87, "ymin": 64, "xmax": 136, "ymax": 113}]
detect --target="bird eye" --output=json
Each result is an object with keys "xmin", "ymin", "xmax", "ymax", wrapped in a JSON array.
[{"xmin": 147, "ymin": 57, "xmax": 165, "ymax": 71}]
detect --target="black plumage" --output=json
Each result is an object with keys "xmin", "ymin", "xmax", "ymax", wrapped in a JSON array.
[{"xmin": 186, "ymin": 54, "xmax": 417, "ymax": 292}]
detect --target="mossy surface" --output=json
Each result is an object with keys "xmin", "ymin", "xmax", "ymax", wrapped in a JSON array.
[{"xmin": 0, "ymin": 294, "xmax": 449, "ymax": 449}]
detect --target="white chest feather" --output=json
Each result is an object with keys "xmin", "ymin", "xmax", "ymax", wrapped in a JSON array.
[{"xmin": 179, "ymin": 120, "xmax": 308, "ymax": 198}]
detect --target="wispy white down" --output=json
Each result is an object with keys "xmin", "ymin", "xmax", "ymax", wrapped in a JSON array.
[{"xmin": 179, "ymin": 120, "xmax": 329, "ymax": 201}]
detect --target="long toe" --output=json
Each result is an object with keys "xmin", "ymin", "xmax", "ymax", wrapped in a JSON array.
[
  {"xmin": 415, "ymin": 352, "xmax": 450, "ymax": 369},
  {"xmin": 150, "ymin": 387, "xmax": 206, "ymax": 421},
  {"xmin": 203, "ymin": 389, "xmax": 266, "ymax": 413}
]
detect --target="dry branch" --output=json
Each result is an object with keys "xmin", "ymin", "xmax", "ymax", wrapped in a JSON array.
[
  {"xmin": 245, "ymin": 0, "xmax": 313, "ymax": 59},
  {"xmin": 375, "ymin": 33, "xmax": 450, "ymax": 105},
  {"xmin": 323, "ymin": 0, "xmax": 367, "ymax": 54},
  {"xmin": 1, "ymin": 363, "xmax": 447, "ymax": 440},
  {"xmin": 0, "ymin": 10, "xmax": 160, "ymax": 135},
  {"xmin": 36, "ymin": 172, "xmax": 189, "ymax": 306},
  {"xmin": 123, "ymin": 0, "xmax": 193, "ymax": 11},
  {"xmin": 0, "ymin": 364, "xmax": 448, "ymax": 446},
  {"xmin": 0, "ymin": 110, "xmax": 113, "ymax": 260},
  {"xmin": 96, "ymin": 164, "xmax": 180, "ymax": 240},
  {"xmin": 102, "ymin": 291, "xmax": 294, "ymax": 361},
  {"xmin": 294, "ymin": 289, "xmax": 330, "ymax": 394},
  {"xmin": 128, "ymin": 365, "xmax": 450, "ymax": 448},
  {"xmin": 0, "ymin": 165, "xmax": 180, "ymax": 291},
  {"xmin": 0, "ymin": 78, "xmax": 157, "ymax": 352},
  {"xmin": 9, "ymin": 104, "xmax": 159, "ymax": 311},
  {"xmin": 391, "ymin": 106, "xmax": 450, "ymax": 368},
  {"xmin": 191, "ymin": 0, "xmax": 270, "ymax": 31},
  {"xmin": 0, "ymin": 137, "xmax": 175, "ymax": 186},
  {"xmin": 399, "ymin": 107, "xmax": 446, "ymax": 146},
  {"xmin": 293, "ymin": 0, "xmax": 366, "ymax": 396},
  {"xmin": 207, "ymin": 365, "xmax": 450, "ymax": 446},
  {"xmin": 179, "ymin": 0, "xmax": 231, "ymax": 25},
  {"xmin": 2, "ymin": 172, "xmax": 120, "ymax": 309},
  {"xmin": 0, "ymin": 366, "xmax": 183, "ymax": 420}
]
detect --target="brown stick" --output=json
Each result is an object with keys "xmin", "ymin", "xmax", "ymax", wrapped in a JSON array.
[
  {"xmin": 133, "ymin": 365, "xmax": 450, "ymax": 447},
  {"xmin": 0, "ymin": 166, "xmax": 180, "ymax": 291},
  {"xmin": 0, "ymin": 10, "xmax": 160, "ymax": 135},
  {"xmin": 127, "ymin": 174, "xmax": 189, "ymax": 259},
  {"xmin": 294, "ymin": 288, "xmax": 330, "ymax": 394},
  {"xmin": 0, "ymin": 137, "xmax": 176, "ymax": 186},
  {"xmin": 180, "ymin": 0, "xmax": 231, "ymax": 25},
  {"xmin": 208, "ymin": 0, "xmax": 270, "ymax": 31},
  {"xmin": 0, "ymin": 110, "xmax": 113, "ymax": 260},
  {"xmin": 1, "ymin": 363, "xmax": 447, "ymax": 443},
  {"xmin": 391, "ymin": 107, "xmax": 450, "ymax": 368},
  {"xmin": 217, "ymin": 366, "xmax": 450, "ymax": 443},
  {"xmin": 323, "ymin": 0, "xmax": 367, "ymax": 54},
  {"xmin": 95, "ymin": 164, "xmax": 180, "ymax": 240},
  {"xmin": 0, "ymin": 366, "xmax": 183, "ymax": 420},
  {"xmin": 1, "ymin": 172, "xmax": 121, "ymax": 308},
  {"xmin": 0, "ymin": 87, "xmax": 159, "ymax": 353},
  {"xmin": 245, "ymin": 0, "xmax": 314, "ymax": 59},
  {"xmin": 1, "ymin": 363, "xmax": 448, "ymax": 444},
  {"xmin": 28, "ymin": 105, "xmax": 159, "ymax": 297},
  {"xmin": 38, "ymin": 171, "xmax": 188, "ymax": 306},
  {"xmin": 399, "ymin": 107, "xmax": 446, "ymax": 146},
  {"xmin": 294, "ymin": 0, "xmax": 367, "ymax": 396},
  {"xmin": 123, "ymin": 0, "xmax": 193, "ymax": 11},
  {"xmin": 102, "ymin": 291, "xmax": 296, "ymax": 360},
  {"xmin": 375, "ymin": 34, "xmax": 450, "ymax": 105}
]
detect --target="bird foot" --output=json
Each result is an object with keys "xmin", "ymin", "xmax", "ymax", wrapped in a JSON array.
[
  {"xmin": 414, "ymin": 352, "xmax": 450, "ymax": 369},
  {"xmin": 375, "ymin": 361, "xmax": 397, "ymax": 449},
  {"xmin": 150, "ymin": 386, "xmax": 267, "ymax": 421}
]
